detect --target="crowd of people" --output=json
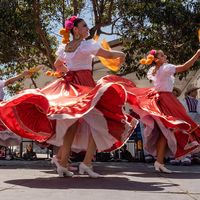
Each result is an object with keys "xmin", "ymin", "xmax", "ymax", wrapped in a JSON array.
[{"xmin": 0, "ymin": 16, "xmax": 199, "ymax": 178}]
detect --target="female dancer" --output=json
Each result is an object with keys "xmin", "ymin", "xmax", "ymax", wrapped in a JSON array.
[
  {"xmin": 50, "ymin": 16, "xmax": 129, "ymax": 178},
  {"xmin": 133, "ymin": 49, "xmax": 200, "ymax": 173},
  {"xmin": 0, "ymin": 70, "xmax": 30, "ymax": 146},
  {"xmin": 0, "ymin": 16, "xmax": 138, "ymax": 177}
]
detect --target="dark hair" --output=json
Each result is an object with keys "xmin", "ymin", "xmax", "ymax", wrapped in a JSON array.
[{"xmin": 70, "ymin": 18, "xmax": 84, "ymax": 35}]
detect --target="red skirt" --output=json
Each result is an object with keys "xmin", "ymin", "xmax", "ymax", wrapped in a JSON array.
[
  {"xmin": 127, "ymin": 88, "xmax": 200, "ymax": 159},
  {"xmin": 0, "ymin": 71, "xmax": 138, "ymax": 152},
  {"xmin": 0, "ymin": 71, "xmax": 199, "ymax": 157},
  {"xmin": 0, "ymin": 100, "xmax": 21, "ymax": 146}
]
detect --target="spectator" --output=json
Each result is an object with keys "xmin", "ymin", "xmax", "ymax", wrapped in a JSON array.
[
  {"xmin": 170, "ymin": 84, "xmax": 200, "ymax": 165},
  {"xmin": 181, "ymin": 84, "xmax": 200, "ymax": 165},
  {"xmin": 172, "ymin": 87, "xmax": 181, "ymax": 98},
  {"xmin": 120, "ymin": 144, "xmax": 135, "ymax": 162},
  {"xmin": 23, "ymin": 144, "xmax": 37, "ymax": 160}
]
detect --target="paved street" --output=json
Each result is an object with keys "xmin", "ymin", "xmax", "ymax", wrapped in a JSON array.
[{"xmin": 0, "ymin": 160, "xmax": 199, "ymax": 200}]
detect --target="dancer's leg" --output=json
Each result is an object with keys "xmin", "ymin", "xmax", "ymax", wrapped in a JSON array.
[
  {"xmin": 59, "ymin": 122, "xmax": 78, "ymax": 167},
  {"xmin": 154, "ymin": 129, "xmax": 172, "ymax": 173},
  {"xmin": 156, "ymin": 133, "xmax": 167, "ymax": 164},
  {"xmin": 56, "ymin": 146, "xmax": 62, "ymax": 161},
  {"xmin": 79, "ymin": 134, "xmax": 101, "ymax": 178},
  {"xmin": 83, "ymin": 134, "xmax": 96, "ymax": 166}
]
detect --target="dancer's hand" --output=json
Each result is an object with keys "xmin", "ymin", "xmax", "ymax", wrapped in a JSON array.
[
  {"xmin": 22, "ymin": 69, "xmax": 31, "ymax": 77},
  {"xmin": 56, "ymin": 64, "xmax": 69, "ymax": 74}
]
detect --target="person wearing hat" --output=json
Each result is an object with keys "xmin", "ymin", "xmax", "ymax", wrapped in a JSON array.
[
  {"xmin": 181, "ymin": 84, "xmax": 200, "ymax": 165},
  {"xmin": 172, "ymin": 87, "xmax": 181, "ymax": 98},
  {"xmin": 170, "ymin": 84, "xmax": 200, "ymax": 165},
  {"xmin": 182, "ymin": 84, "xmax": 200, "ymax": 123}
]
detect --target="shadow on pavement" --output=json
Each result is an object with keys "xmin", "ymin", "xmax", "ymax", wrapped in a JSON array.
[
  {"xmin": 4, "ymin": 176, "xmax": 178, "ymax": 191},
  {"xmin": 129, "ymin": 171, "xmax": 200, "ymax": 179}
]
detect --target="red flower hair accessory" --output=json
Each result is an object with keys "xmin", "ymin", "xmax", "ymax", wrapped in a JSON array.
[
  {"xmin": 65, "ymin": 16, "xmax": 78, "ymax": 30},
  {"xmin": 59, "ymin": 16, "xmax": 78, "ymax": 44},
  {"xmin": 149, "ymin": 49, "xmax": 156, "ymax": 55}
]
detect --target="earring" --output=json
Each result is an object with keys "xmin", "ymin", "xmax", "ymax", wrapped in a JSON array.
[{"xmin": 75, "ymin": 34, "xmax": 80, "ymax": 40}]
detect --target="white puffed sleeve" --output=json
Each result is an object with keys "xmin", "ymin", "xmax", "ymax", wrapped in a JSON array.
[
  {"xmin": 55, "ymin": 44, "xmax": 66, "ymax": 61},
  {"xmin": 81, "ymin": 39, "xmax": 101, "ymax": 56},
  {"xmin": 147, "ymin": 67, "xmax": 156, "ymax": 81},
  {"xmin": 163, "ymin": 64, "xmax": 176, "ymax": 75}
]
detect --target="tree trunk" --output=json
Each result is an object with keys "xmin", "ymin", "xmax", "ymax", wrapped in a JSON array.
[{"xmin": 33, "ymin": 0, "xmax": 55, "ymax": 67}]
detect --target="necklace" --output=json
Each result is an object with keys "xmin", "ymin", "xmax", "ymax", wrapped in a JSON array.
[{"xmin": 65, "ymin": 39, "xmax": 83, "ymax": 53}]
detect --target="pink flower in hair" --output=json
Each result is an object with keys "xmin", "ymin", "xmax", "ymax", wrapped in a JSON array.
[
  {"xmin": 65, "ymin": 20, "xmax": 74, "ymax": 30},
  {"xmin": 65, "ymin": 16, "xmax": 78, "ymax": 30},
  {"xmin": 69, "ymin": 16, "xmax": 77, "ymax": 22},
  {"xmin": 150, "ymin": 49, "xmax": 156, "ymax": 55}
]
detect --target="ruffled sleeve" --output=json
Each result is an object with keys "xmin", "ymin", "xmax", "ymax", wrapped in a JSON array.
[
  {"xmin": 147, "ymin": 67, "xmax": 156, "ymax": 81},
  {"xmin": 81, "ymin": 39, "xmax": 101, "ymax": 56},
  {"xmin": 163, "ymin": 64, "xmax": 176, "ymax": 75},
  {"xmin": 55, "ymin": 44, "xmax": 66, "ymax": 61}
]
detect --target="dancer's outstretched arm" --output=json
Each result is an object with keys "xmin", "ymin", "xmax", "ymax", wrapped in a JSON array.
[
  {"xmin": 176, "ymin": 49, "xmax": 200, "ymax": 73},
  {"xmin": 4, "ymin": 70, "xmax": 30, "ymax": 86}
]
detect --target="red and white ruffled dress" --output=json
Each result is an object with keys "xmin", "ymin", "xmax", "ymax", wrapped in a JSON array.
[
  {"xmin": 127, "ymin": 63, "xmax": 200, "ymax": 159},
  {"xmin": 0, "ymin": 39, "xmax": 138, "ymax": 152},
  {"xmin": 0, "ymin": 80, "xmax": 21, "ymax": 146}
]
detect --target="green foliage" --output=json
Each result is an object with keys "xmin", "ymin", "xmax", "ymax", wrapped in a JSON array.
[
  {"xmin": 1, "ymin": 0, "xmax": 199, "ymax": 97},
  {"xmin": 117, "ymin": 0, "xmax": 200, "ymax": 79},
  {"xmin": 0, "ymin": 0, "xmax": 72, "ymax": 95}
]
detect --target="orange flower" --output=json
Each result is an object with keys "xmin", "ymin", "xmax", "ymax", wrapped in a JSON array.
[
  {"xmin": 146, "ymin": 59, "xmax": 153, "ymax": 65},
  {"xmin": 147, "ymin": 54, "xmax": 154, "ymax": 60},
  {"xmin": 63, "ymin": 32, "xmax": 70, "ymax": 37},
  {"xmin": 59, "ymin": 28, "xmax": 67, "ymax": 35},
  {"xmin": 46, "ymin": 71, "xmax": 52, "ymax": 76},
  {"xmin": 140, "ymin": 58, "xmax": 146, "ymax": 65},
  {"xmin": 54, "ymin": 72, "xmax": 62, "ymax": 77},
  {"xmin": 62, "ymin": 37, "xmax": 69, "ymax": 44}
]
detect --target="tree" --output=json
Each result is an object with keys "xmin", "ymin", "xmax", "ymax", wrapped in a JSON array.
[
  {"xmin": 117, "ymin": 0, "xmax": 200, "ymax": 79},
  {"xmin": 0, "ymin": 0, "xmax": 69, "ymax": 93},
  {"xmin": 1, "ymin": 0, "xmax": 199, "ymax": 96},
  {"xmin": 0, "ymin": 0, "xmax": 118, "ymax": 94},
  {"xmin": 87, "ymin": 0, "xmax": 119, "ymax": 38}
]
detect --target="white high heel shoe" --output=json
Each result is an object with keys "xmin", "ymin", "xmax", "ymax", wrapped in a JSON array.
[
  {"xmin": 154, "ymin": 161, "xmax": 172, "ymax": 174},
  {"xmin": 51, "ymin": 156, "xmax": 78, "ymax": 171},
  {"xmin": 57, "ymin": 165, "xmax": 74, "ymax": 177},
  {"xmin": 79, "ymin": 162, "xmax": 102, "ymax": 178},
  {"xmin": 51, "ymin": 157, "xmax": 74, "ymax": 177}
]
